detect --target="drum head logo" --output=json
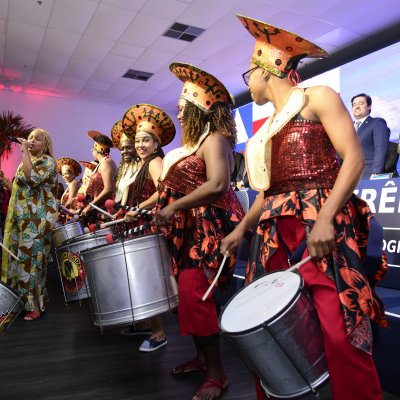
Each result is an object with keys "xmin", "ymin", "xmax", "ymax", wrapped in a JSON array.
[{"xmin": 60, "ymin": 251, "xmax": 86, "ymax": 293}]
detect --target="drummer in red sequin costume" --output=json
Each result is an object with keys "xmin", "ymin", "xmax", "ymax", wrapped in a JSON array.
[
  {"xmin": 152, "ymin": 63, "xmax": 244, "ymax": 400},
  {"xmin": 56, "ymin": 157, "xmax": 81, "ymax": 223},
  {"xmin": 221, "ymin": 15, "xmax": 387, "ymax": 400},
  {"xmin": 71, "ymin": 160, "xmax": 98, "ymax": 214},
  {"xmin": 122, "ymin": 103, "xmax": 176, "ymax": 352},
  {"xmin": 78, "ymin": 160, "xmax": 98, "ymax": 197},
  {"xmin": 80, "ymin": 132, "xmax": 117, "ymax": 223}
]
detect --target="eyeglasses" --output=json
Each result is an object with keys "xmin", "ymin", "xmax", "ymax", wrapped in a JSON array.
[{"xmin": 242, "ymin": 66, "xmax": 259, "ymax": 86}]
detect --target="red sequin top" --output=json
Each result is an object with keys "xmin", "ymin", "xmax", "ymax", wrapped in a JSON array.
[
  {"xmin": 160, "ymin": 155, "xmax": 243, "ymax": 215},
  {"xmin": 60, "ymin": 188, "xmax": 69, "ymax": 207},
  {"xmin": 86, "ymin": 172, "xmax": 104, "ymax": 199},
  {"xmin": 266, "ymin": 118, "xmax": 340, "ymax": 195},
  {"xmin": 126, "ymin": 178, "xmax": 156, "ymax": 208}
]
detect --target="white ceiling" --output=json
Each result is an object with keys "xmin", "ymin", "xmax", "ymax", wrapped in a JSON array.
[{"xmin": 1, "ymin": 0, "xmax": 400, "ymax": 115}]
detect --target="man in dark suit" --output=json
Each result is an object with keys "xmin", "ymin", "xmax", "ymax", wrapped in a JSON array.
[{"xmin": 352, "ymin": 93, "xmax": 390, "ymax": 179}]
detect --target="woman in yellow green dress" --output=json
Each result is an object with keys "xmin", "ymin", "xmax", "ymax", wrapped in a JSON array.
[{"xmin": 0, "ymin": 128, "xmax": 58, "ymax": 321}]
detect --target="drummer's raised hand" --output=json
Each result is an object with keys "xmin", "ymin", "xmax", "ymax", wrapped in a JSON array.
[
  {"xmin": 124, "ymin": 210, "xmax": 139, "ymax": 222},
  {"xmin": 113, "ymin": 209, "xmax": 124, "ymax": 220},
  {"xmin": 306, "ymin": 217, "xmax": 335, "ymax": 260},
  {"xmin": 152, "ymin": 205, "xmax": 175, "ymax": 227},
  {"xmin": 81, "ymin": 205, "xmax": 91, "ymax": 217},
  {"xmin": 220, "ymin": 229, "xmax": 244, "ymax": 256}
]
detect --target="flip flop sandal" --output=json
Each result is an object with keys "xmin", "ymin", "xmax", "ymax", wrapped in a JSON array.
[
  {"xmin": 193, "ymin": 373, "xmax": 228, "ymax": 400},
  {"xmin": 171, "ymin": 358, "xmax": 207, "ymax": 375},
  {"xmin": 23, "ymin": 311, "xmax": 41, "ymax": 321}
]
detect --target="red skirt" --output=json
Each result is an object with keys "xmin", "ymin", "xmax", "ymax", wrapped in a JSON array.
[{"xmin": 177, "ymin": 268, "xmax": 219, "ymax": 336}]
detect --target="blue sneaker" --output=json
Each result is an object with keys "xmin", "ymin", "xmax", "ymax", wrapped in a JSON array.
[{"xmin": 139, "ymin": 337, "xmax": 167, "ymax": 352}]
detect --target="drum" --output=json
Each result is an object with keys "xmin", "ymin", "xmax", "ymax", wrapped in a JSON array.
[
  {"xmin": 80, "ymin": 234, "xmax": 178, "ymax": 328},
  {"xmin": 219, "ymin": 271, "xmax": 328, "ymax": 399},
  {"xmin": 55, "ymin": 228, "xmax": 112, "ymax": 302},
  {"xmin": 52, "ymin": 221, "xmax": 84, "ymax": 248},
  {"xmin": 0, "ymin": 282, "xmax": 24, "ymax": 334}
]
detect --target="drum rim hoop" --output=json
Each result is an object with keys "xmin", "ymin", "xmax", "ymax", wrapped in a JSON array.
[
  {"xmin": 0, "ymin": 281, "xmax": 23, "ymax": 302},
  {"xmin": 219, "ymin": 270, "xmax": 304, "ymax": 334},
  {"xmin": 79, "ymin": 233, "xmax": 165, "ymax": 256}
]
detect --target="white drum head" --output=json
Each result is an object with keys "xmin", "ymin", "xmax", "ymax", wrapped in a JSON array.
[{"xmin": 220, "ymin": 271, "xmax": 301, "ymax": 333}]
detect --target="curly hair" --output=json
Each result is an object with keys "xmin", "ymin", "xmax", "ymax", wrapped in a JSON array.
[
  {"xmin": 181, "ymin": 101, "xmax": 237, "ymax": 149},
  {"xmin": 129, "ymin": 146, "xmax": 165, "ymax": 207},
  {"xmin": 115, "ymin": 142, "xmax": 138, "ymax": 188},
  {"xmin": 29, "ymin": 128, "xmax": 55, "ymax": 158},
  {"xmin": 115, "ymin": 159, "xmax": 137, "ymax": 189}
]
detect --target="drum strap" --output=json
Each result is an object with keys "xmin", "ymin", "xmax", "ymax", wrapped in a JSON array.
[{"xmin": 276, "ymin": 231, "xmax": 308, "ymax": 267}]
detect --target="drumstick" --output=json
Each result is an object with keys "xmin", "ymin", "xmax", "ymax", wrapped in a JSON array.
[
  {"xmin": 77, "ymin": 194, "xmax": 114, "ymax": 219},
  {"xmin": 123, "ymin": 223, "xmax": 152, "ymax": 237},
  {"xmin": 104, "ymin": 199, "xmax": 152, "ymax": 215},
  {"xmin": 87, "ymin": 218, "xmax": 125, "ymax": 232},
  {"xmin": 57, "ymin": 203, "xmax": 80, "ymax": 220},
  {"xmin": 105, "ymin": 223, "xmax": 151, "ymax": 244},
  {"xmin": 203, "ymin": 251, "xmax": 312, "ymax": 301},
  {"xmin": 229, "ymin": 256, "xmax": 312, "ymax": 288},
  {"xmin": 0, "ymin": 242, "xmax": 19, "ymax": 261},
  {"xmin": 99, "ymin": 218, "xmax": 125, "ymax": 229},
  {"xmin": 287, "ymin": 255, "xmax": 311, "ymax": 273},
  {"xmin": 202, "ymin": 255, "xmax": 227, "ymax": 301}
]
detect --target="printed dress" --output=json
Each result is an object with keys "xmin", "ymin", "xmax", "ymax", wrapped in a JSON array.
[
  {"xmin": 1, "ymin": 155, "xmax": 58, "ymax": 311},
  {"xmin": 157, "ymin": 155, "xmax": 244, "ymax": 289}
]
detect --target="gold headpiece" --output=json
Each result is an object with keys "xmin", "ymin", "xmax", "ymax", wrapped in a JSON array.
[
  {"xmin": 123, "ymin": 104, "xmax": 175, "ymax": 147},
  {"xmin": 56, "ymin": 157, "xmax": 81, "ymax": 176},
  {"xmin": 87, "ymin": 130, "xmax": 113, "ymax": 154},
  {"xmin": 79, "ymin": 160, "xmax": 99, "ymax": 171},
  {"xmin": 237, "ymin": 14, "xmax": 328, "ymax": 78},
  {"xmin": 170, "ymin": 62, "xmax": 234, "ymax": 113},
  {"xmin": 111, "ymin": 120, "xmax": 131, "ymax": 149}
]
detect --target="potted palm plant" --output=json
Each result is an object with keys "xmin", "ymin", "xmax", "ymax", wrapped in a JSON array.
[{"xmin": 0, "ymin": 111, "xmax": 34, "ymax": 161}]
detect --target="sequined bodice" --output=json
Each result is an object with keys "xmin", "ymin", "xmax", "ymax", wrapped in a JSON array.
[
  {"xmin": 126, "ymin": 178, "xmax": 156, "ymax": 208},
  {"xmin": 141, "ymin": 179, "xmax": 156, "ymax": 202},
  {"xmin": 85, "ymin": 172, "xmax": 104, "ymax": 198},
  {"xmin": 161, "ymin": 155, "xmax": 242, "ymax": 214},
  {"xmin": 266, "ymin": 119, "xmax": 340, "ymax": 195},
  {"xmin": 60, "ymin": 188, "xmax": 69, "ymax": 206}
]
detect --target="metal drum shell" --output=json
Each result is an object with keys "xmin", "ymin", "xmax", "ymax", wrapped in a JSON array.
[
  {"xmin": 56, "ymin": 228, "xmax": 112, "ymax": 302},
  {"xmin": 219, "ymin": 271, "xmax": 328, "ymax": 399},
  {"xmin": 80, "ymin": 234, "xmax": 178, "ymax": 328},
  {"xmin": 52, "ymin": 222, "xmax": 84, "ymax": 247},
  {"xmin": 0, "ymin": 282, "xmax": 24, "ymax": 334}
]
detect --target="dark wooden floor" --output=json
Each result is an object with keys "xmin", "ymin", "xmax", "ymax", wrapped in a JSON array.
[{"xmin": 1, "ymin": 264, "xmax": 399, "ymax": 400}]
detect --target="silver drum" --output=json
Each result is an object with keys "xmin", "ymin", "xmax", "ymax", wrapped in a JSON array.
[
  {"xmin": 52, "ymin": 221, "xmax": 84, "ymax": 248},
  {"xmin": 219, "ymin": 271, "xmax": 328, "ymax": 399},
  {"xmin": 80, "ymin": 234, "xmax": 178, "ymax": 328},
  {"xmin": 55, "ymin": 228, "xmax": 112, "ymax": 302},
  {"xmin": 0, "ymin": 282, "xmax": 24, "ymax": 334}
]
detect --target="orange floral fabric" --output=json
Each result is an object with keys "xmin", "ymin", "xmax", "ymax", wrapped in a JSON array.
[
  {"xmin": 247, "ymin": 189, "xmax": 388, "ymax": 353},
  {"xmin": 156, "ymin": 155, "xmax": 244, "ymax": 290}
]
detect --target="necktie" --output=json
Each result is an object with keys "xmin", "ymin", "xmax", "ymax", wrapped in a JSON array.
[{"xmin": 355, "ymin": 121, "xmax": 361, "ymax": 131}]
